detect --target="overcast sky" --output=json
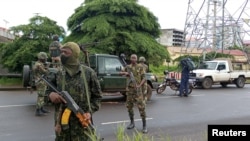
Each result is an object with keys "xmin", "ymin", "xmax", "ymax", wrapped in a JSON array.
[
  {"xmin": 0, "ymin": 0, "xmax": 188, "ymax": 31},
  {"xmin": 0, "ymin": 0, "xmax": 249, "ymax": 33}
]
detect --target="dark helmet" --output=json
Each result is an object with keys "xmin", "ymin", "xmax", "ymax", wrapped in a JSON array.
[
  {"xmin": 139, "ymin": 56, "xmax": 146, "ymax": 62},
  {"xmin": 37, "ymin": 52, "xmax": 48, "ymax": 59},
  {"xmin": 52, "ymin": 35, "xmax": 59, "ymax": 41}
]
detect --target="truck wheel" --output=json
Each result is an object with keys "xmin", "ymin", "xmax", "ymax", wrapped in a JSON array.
[
  {"xmin": 146, "ymin": 84, "xmax": 152, "ymax": 101},
  {"xmin": 202, "ymin": 77, "xmax": 212, "ymax": 89},
  {"xmin": 220, "ymin": 82, "xmax": 228, "ymax": 88},
  {"xmin": 235, "ymin": 77, "xmax": 245, "ymax": 88},
  {"xmin": 22, "ymin": 65, "xmax": 31, "ymax": 87}
]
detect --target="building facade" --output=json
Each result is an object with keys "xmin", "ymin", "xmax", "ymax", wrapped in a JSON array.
[{"xmin": 158, "ymin": 28, "xmax": 184, "ymax": 46}]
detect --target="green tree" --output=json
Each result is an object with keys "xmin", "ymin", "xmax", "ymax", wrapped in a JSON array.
[
  {"xmin": 199, "ymin": 51, "xmax": 234, "ymax": 61},
  {"xmin": 0, "ymin": 16, "xmax": 65, "ymax": 72},
  {"xmin": 65, "ymin": 0, "xmax": 169, "ymax": 66}
]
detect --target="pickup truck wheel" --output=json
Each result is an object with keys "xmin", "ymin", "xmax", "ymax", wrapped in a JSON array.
[
  {"xmin": 23, "ymin": 65, "xmax": 31, "ymax": 87},
  {"xmin": 235, "ymin": 77, "xmax": 245, "ymax": 88},
  {"xmin": 202, "ymin": 77, "xmax": 212, "ymax": 89},
  {"xmin": 146, "ymin": 84, "xmax": 152, "ymax": 101},
  {"xmin": 220, "ymin": 82, "xmax": 228, "ymax": 88}
]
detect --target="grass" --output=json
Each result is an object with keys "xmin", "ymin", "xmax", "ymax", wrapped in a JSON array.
[{"xmin": 0, "ymin": 77, "xmax": 22, "ymax": 86}]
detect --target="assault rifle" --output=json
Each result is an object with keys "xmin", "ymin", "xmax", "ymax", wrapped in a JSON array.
[
  {"xmin": 127, "ymin": 67, "xmax": 140, "ymax": 95},
  {"xmin": 78, "ymin": 42, "xmax": 100, "ymax": 67},
  {"xmin": 39, "ymin": 75, "xmax": 93, "ymax": 129}
]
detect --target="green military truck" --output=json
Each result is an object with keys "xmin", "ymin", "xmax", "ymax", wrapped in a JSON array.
[{"xmin": 23, "ymin": 54, "xmax": 159, "ymax": 100}]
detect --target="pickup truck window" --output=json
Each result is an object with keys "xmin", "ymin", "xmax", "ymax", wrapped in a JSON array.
[
  {"xmin": 217, "ymin": 63, "xmax": 226, "ymax": 70},
  {"xmin": 198, "ymin": 62, "xmax": 218, "ymax": 70},
  {"xmin": 98, "ymin": 57, "xmax": 123, "ymax": 74}
]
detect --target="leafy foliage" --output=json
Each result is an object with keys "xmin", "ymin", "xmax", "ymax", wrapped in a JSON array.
[
  {"xmin": 65, "ymin": 0, "xmax": 170, "ymax": 66},
  {"xmin": 199, "ymin": 51, "xmax": 234, "ymax": 61},
  {"xmin": 173, "ymin": 52, "xmax": 235, "ymax": 70},
  {"xmin": 0, "ymin": 16, "xmax": 65, "ymax": 72}
]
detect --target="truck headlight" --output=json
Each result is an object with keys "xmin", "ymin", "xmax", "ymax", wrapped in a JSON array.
[{"xmin": 197, "ymin": 73, "xmax": 204, "ymax": 77}]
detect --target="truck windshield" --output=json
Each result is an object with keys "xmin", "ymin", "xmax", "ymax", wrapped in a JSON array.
[
  {"xmin": 98, "ymin": 57, "xmax": 123, "ymax": 74},
  {"xmin": 198, "ymin": 62, "xmax": 218, "ymax": 70}
]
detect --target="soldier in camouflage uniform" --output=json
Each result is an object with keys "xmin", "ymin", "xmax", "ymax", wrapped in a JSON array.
[
  {"xmin": 33, "ymin": 52, "xmax": 50, "ymax": 116},
  {"xmin": 139, "ymin": 56, "xmax": 148, "ymax": 72},
  {"xmin": 139, "ymin": 56, "xmax": 148, "ymax": 101},
  {"xmin": 47, "ymin": 42, "xmax": 102, "ymax": 141},
  {"xmin": 120, "ymin": 54, "xmax": 148, "ymax": 133},
  {"xmin": 49, "ymin": 35, "xmax": 62, "ymax": 67}
]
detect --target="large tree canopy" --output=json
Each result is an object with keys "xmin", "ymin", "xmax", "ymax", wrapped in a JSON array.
[
  {"xmin": 65, "ymin": 0, "xmax": 169, "ymax": 65},
  {"xmin": 0, "ymin": 16, "xmax": 65, "ymax": 72}
]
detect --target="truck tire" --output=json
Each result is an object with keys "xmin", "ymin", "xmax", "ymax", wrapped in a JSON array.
[
  {"xmin": 202, "ymin": 77, "xmax": 212, "ymax": 89},
  {"xmin": 235, "ymin": 77, "xmax": 245, "ymax": 88},
  {"xmin": 22, "ymin": 65, "xmax": 31, "ymax": 87},
  {"xmin": 146, "ymin": 84, "xmax": 152, "ymax": 101}
]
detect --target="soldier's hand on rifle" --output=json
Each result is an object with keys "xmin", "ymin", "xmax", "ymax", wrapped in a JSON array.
[
  {"xmin": 119, "ymin": 72, "xmax": 129, "ymax": 76},
  {"xmin": 83, "ymin": 113, "xmax": 91, "ymax": 121},
  {"xmin": 49, "ymin": 92, "xmax": 67, "ymax": 104}
]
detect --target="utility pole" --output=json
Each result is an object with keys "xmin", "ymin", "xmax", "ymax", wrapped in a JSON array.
[{"xmin": 212, "ymin": 0, "xmax": 217, "ymax": 51}]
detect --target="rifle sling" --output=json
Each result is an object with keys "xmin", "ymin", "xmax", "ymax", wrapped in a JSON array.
[{"xmin": 80, "ymin": 66, "xmax": 92, "ymax": 113}]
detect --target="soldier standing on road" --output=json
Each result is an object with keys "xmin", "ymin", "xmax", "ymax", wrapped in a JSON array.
[
  {"xmin": 120, "ymin": 54, "xmax": 148, "ymax": 133},
  {"xmin": 47, "ymin": 42, "xmax": 102, "ymax": 141},
  {"xmin": 33, "ymin": 52, "xmax": 50, "ymax": 116},
  {"xmin": 139, "ymin": 56, "xmax": 148, "ymax": 101},
  {"xmin": 49, "ymin": 35, "xmax": 62, "ymax": 68}
]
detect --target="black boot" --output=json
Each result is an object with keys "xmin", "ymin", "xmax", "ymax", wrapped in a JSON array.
[
  {"xmin": 142, "ymin": 118, "xmax": 148, "ymax": 133},
  {"xmin": 41, "ymin": 107, "xmax": 50, "ymax": 113},
  {"xmin": 127, "ymin": 117, "xmax": 135, "ymax": 129},
  {"xmin": 35, "ymin": 108, "xmax": 46, "ymax": 116}
]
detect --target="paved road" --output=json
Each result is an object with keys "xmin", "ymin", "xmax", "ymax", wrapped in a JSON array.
[{"xmin": 0, "ymin": 84, "xmax": 250, "ymax": 141}]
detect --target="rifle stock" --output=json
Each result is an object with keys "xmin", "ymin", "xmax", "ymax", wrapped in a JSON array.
[{"xmin": 40, "ymin": 75, "xmax": 93, "ymax": 129}]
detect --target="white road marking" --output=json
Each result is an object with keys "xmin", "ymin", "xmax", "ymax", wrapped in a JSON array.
[
  {"xmin": 101, "ymin": 117, "xmax": 153, "ymax": 125},
  {"xmin": 0, "ymin": 104, "xmax": 35, "ymax": 108}
]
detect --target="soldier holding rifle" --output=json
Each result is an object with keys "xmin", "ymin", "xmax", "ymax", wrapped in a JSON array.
[
  {"xmin": 120, "ymin": 54, "xmax": 148, "ymax": 133},
  {"xmin": 47, "ymin": 42, "xmax": 102, "ymax": 141}
]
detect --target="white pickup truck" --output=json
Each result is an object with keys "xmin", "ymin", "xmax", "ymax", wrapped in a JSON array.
[{"xmin": 190, "ymin": 58, "xmax": 250, "ymax": 89}]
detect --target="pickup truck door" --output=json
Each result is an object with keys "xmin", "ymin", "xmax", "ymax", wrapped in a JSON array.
[
  {"xmin": 96, "ymin": 56, "xmax": 127, "ymax": 92},
  {"xmin": 213, "ymin": 62, "xmax": 230, "ymax": 81}
]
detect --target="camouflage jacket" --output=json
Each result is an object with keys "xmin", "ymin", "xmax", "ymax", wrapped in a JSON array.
[
  {"xmin": 125, "ymin": 63, "xmax": 146, "ymax": 88},
  {"xmin": 32, "ymin": 61, "xmax": 49, "ymax": 83},
  {"xmin": 48, "ymin": 65, "xmax": 102, "ymax": 116}
]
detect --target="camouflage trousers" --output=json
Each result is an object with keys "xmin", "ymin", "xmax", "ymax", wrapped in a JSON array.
[
  {"xmin": 126, "ymin": 87, "xmax": 146, "ymax": 119},
  {"xmin": 55, "ymin": 115, "xmax": 96, "ymax": 141},
  {"xmin": 36, "ymin": 82, "xmax": 47, "ymax": 109}
]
